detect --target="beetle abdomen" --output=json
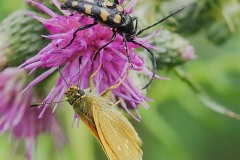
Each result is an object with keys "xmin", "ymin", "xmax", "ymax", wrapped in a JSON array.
[{"xmin": 61, "ymin": 0, "xmax": 124, "ymax": 28}]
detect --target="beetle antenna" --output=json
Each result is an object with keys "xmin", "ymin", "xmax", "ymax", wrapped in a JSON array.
[{"xmin": 136, "ymin": 6, "xmax": 186, "ymax": 36}]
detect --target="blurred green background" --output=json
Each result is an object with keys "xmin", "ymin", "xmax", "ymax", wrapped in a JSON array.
[{"xmin": 0, "ymin": 0, "xmax": 240, "ymax": 160}]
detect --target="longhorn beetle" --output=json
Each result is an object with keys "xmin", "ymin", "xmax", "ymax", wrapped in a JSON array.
[{"xmin": 60, "ymin": 0, "xmax": 185, "ymax": 89}]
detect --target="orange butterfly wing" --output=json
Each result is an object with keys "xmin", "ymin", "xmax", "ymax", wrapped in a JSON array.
[{"xmin": 92, "ymin": 104, "xmax": 143, "ymax": 160}]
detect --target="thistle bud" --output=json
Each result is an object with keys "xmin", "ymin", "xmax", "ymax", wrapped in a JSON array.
[
  {"xmin": 0, "ymin": 10, "xmax": 48, "ymax": 70},
  {"xmin": 150, "ymin": 30, "xmax": 196, "ymax": 69}
]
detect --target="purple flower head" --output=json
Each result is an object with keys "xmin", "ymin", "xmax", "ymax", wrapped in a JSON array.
[
  {"xmin": 21, "ymin": 0, "xmax": 164, "ymax": 120},
  {"xmin": 0, "ymin": 68, "xmax": 65, "ymax": 159}
]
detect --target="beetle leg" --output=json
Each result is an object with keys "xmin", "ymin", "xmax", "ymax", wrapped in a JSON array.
[
  {"xmin": 92, "ymin": 30, "xmax": 117, "ymax": 61},
  {"xmin": 132, "ymin": 16, "xmax": 138, "ymax": 34},
  {"xmin": 122, "ymin": 33, "xmax": 133, "ymax": 67},
  {"xmin": 114, "ymin": 0, "xmax": 119, "ymax": 4},
  {"xmin": 62, "ymin": 21, "xmax": 98, "ymax": 49},
  {"xmin": 132, "ymin": 40, "xmax": 156, "ymax": 90}
]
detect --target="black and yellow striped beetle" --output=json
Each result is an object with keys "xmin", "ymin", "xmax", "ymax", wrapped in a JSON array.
[{"xmin": 60, "ymin": 0, "xmax": 185, "ymax": 89}]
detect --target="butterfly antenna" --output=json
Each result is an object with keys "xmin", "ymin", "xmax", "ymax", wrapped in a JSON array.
[
  {"xmin": 58, "ymin": 67, "xmax": 70, "ymax": 88},
  {"xmin": 31, "ymin": 67, "xmax": 68, "ymax": 108},
  {"xmin": 77, "ymin": 56, "xmax": 83, "ymax": 88},
  {"xmin": 30, "ymin": 100, "xmax": 66, "ymax": 108},
  {"xmin": 136, "ymin": 6, "xmax": 186, "ymax": 36}
]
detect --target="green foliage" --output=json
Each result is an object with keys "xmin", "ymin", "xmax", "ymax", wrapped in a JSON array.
[
  {"xmin": 1, "ymin": 1, "xmax": 240, "ymax": 160},
  {"xmin": 0, "ymin": 0, "xmax": 25, "ymax": 19}
]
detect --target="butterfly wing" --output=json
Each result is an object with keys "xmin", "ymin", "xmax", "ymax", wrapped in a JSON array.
[
  {"xmin": 79, "ymin": 114, "xmax": 110, "ymax": 156},
  {"xmin": 93, "ymin": 104, "xmax": 143, "ymax": 160},
  {"xmin": 80, "ymin": 116, "xmax": 100, "ymax": 141}
]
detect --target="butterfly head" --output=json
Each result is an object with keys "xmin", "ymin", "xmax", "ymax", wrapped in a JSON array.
[{"xmin": 65, "ymin": 85, "xmax": 86, "ymax": 99}]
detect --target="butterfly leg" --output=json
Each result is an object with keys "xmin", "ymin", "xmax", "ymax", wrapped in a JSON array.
[
  {"xmin": 89, "ymin": 63, "xmax": 102, "ymax": 91},
  {"xmin": 100, "ymin": 71, "xmax": 128, "ymax": 96},
  {"xmin": 112, "ymin": 98, "xmax": 123, "ymax": 107}
]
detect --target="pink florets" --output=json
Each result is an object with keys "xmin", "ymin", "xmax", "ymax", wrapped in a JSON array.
[
  {"xmin": 21, "ymin": 0, "xmax": 161, "ymax": 120},
  {"xmin": 0, "ymin": 68, "xmax": 65, "ymax": 159}
]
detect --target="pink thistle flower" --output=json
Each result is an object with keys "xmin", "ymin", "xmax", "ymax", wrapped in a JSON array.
[
  {"xmin": 0, "ymin": 68, "xmax": 65, "ymax": 160},
  {"xmin": 20, "ymin": 0, "xmax": 164, "ymax": 120},
  {"xmin": 183, "ymin": 45, "xmax": 196, "ymax": 61}
]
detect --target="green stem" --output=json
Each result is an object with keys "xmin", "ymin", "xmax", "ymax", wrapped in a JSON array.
[{"xmin": 174, "ymin": 67, "xmax": 240, "ymax": 120}]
